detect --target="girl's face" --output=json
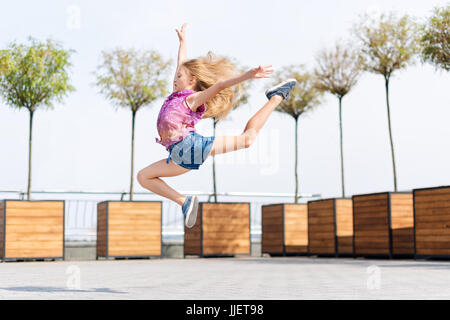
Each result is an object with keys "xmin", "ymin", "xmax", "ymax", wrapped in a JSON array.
[{"xmin": 173, "ymin": 66, "xmax": 196, "ymax": 92}]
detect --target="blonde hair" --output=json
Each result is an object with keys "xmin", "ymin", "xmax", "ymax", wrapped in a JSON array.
[{"xmin": 182, "ymin": 52, "xmax": 237, "ymax": 122}]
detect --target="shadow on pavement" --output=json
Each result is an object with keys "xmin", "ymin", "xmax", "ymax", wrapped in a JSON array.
[
  {"xmin": 0, "ymin": 286, "xmax": 127, "ymax": 294},
  {"xmin": 224, "ymin": 257, "xmax": 450, "ymax": 269}
]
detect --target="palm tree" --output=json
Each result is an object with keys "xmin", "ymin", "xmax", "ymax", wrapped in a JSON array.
[
  {"xmin": 0, "ymin": 37, "xmax": 74, "ymax": 200},
  {"xmin": 94, "ymin": 48, "xmax": 171, "ymax": 200},
  {"xmin": 271, "ymin": 65, "xmax": 323, "ymax": 203},
  {"xmin": 314, "ymin": 41, "xmax": 362, "ymax": 197}
]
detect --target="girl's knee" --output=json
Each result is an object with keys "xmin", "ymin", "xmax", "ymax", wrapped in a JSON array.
[{"xmin": 137, "ymin": 169, "xmax": 151, "ymax": 184}]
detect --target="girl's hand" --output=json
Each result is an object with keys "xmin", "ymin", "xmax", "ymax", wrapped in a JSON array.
[
  {"xmin": 175, "ymin": 23, "xmax": 187, "ymax": 42},
  {"xmin": 248, "ymin": 65, "xmax": 274, "ymax": 79}
]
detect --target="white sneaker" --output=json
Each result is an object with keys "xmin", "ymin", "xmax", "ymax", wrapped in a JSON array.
[
  {"xmin": 265, "ymin": 78, "xmax": 297, "ymax": 100},
  {"xmin": 182, "ymin": 195, "xmax": 199, "ymax": 228}
]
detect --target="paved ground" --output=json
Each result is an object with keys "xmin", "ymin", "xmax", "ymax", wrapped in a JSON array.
[{"xmin": 1, "ymin": 256, "xmax": 450, "ymax": 299}]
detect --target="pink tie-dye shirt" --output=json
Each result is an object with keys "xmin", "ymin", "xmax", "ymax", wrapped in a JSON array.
[{"xmin": 155, "ymin": 89, "xmax": 206, "ymax": 151}]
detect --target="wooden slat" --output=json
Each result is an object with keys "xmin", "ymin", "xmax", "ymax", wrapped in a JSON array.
[
  {"xmin": 262, "ymin": 224, "xmax": 283, "ymax": 233},
  {"xmin": 416, "ymin": 248, "xmax": 450, "ymax": 255},
  {"xmin": 6, "ymin": 201, "xmax": 63, "ymax": 210},
  {"xmin": 4, "ymin": 249, "xmax": 62, "ymax": 258},
  {"xmin": 355, "ymin": 223, "xmax": 388, "ymax": 231},
  {"xmin": 5, "ymin": 240, "xmax": 63, "ymax": 249},
  {"xmin": 308, "ymin": 216, "xmax": 335, "ymax": 224},
  {"xmin": 107, "ymin": 248, "xmax": 160, "ymax": 256},
  {"xmin": 416, "ymin": 241, "xmax": 450, "ymax": 249},
  {"xmin": 416, "ymin": 234, "xmax": 450, "ymax": 241},
  {"xmin": 309, "ymin": 239, "xmax": 335, "ymax": 246},
  {"xmin": 309, "ymin": 246, "xmax": 335, "ymax": 253},
  {"xmin": 308, "ymin": 224, "xmax": 334, "ymax": 232},
  {"xmin": 353, "ymin": 193, "xmax": 388, "ymax": 202},
  {"xmin": 109, "ymin": 239, "xmax": 161, "ymax": 247},
  {"xmin": 414, "ymin": 195, "xmax": 450, "ymax": 205},
  {"xmin": 353, "ymin": 200, "xmax": 388, "ymax": 208},
  {"xmin": 307, "ymin": 200, "xmax": 334, "ymax": 210},
  {"xmin": 354, "ymin": 244, "xmax": 390, "ymax": 251},
  {"xmin": 415, "ymin": 228, "xmax": 450, "ymax": 236},
  {"xmin": 203, "ymin": 245, "xmax": 250, "ymax": 255},
  {"xmin": 416, "ymin": 222, "xmax": 450, "ymax": 229},
  {"xmin": 263, "ymin": 240, "xmax": 283, "ymax": 247},
  {"xmin": 285, "ymin": 245, "xmax": 307, "ymax": 253},
  {"xmin": 203, "ymin": 211, "xmax": 250, "ymax": 219},
  {"xmin": 203, "ymin": 224, "xmax": 249, "ymax": 232},
  {"xmin": 203, "ymin": 233, "xmax": 249, "ymax": 241},
  {"xmin": 5, "ymin": 242, "xmax": 63, "ymax": 258},
  {"xmin": 414, "ymin": 201, "xmax": 450, "ymax": 212},
  {"xmin": 414, "ymin": 187, "xmax": 450, "ymax": 196},
  {"xmin": 355, "ymin": 231, "xmax": 389, "ymax": 237},
  {"xmin": 263, "ymin": 245, "xmax": 283, "ymax": 253},
  {"xmin": 414, "ymin": 206, "xmax": 450, "ymax": 217},
  {"xmin": 307, "ymin": 210, "xmax": 335, "ymax": 217},
  {"xmin": 203, "ymin": 239, "xmax": 249, "ymax": 246},
  {"xmin": 285, "ymin": 236, "xmax": 307, "ymax": 246}
]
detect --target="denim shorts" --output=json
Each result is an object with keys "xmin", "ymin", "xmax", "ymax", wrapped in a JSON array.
[{"xmin": 166, "ymin": 132, "xmax": 215, "ymax": 170}]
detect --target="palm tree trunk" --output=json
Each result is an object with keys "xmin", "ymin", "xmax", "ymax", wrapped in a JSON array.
[
  {"xmin": 294, "ymin": 117, "xmax": 299, "ymax": 204},
  {"xmin": 129, "ymin": 110, "xmax": 137, "ymax": 201},
  {"xmin": 385, "ymin": 77, "xmax": 398, "ymax": 192},
  {"xmin": 338, "ymin": 97, "xmax": 345, "ymax": 198},
  {"xmin": 212, "ymin": 119, "xmax": 217, "ymax": 203},
  {"xmin": 27, "ymin": 109, "xmax": 34, "ymax": 200}
]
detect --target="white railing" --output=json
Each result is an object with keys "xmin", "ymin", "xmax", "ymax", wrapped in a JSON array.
[{"xmin": 0, "ymin": 190, "xmax": 321, "ymax": 244}]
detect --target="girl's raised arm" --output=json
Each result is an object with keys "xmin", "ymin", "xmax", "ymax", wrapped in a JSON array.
[
  {"xmin": 186, "ymin": 65, "xmax": 274, "ymax": 111},
  {"xmin": 174, "ymin": 23, "xmax": 187, "ymax": 75}
]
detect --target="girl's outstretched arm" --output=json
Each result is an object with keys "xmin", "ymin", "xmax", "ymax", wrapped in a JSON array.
[
  {"xmin": 174, "ymin": 23, "xmax": 187, "ymax": 80},
  {"xmin": 186, "ymin": 65, "xmax": 274, "ymax": 111}
]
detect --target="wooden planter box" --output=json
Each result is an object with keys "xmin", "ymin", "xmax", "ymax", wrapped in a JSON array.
[
  {"xmin": 96, "ymin": 201, "xmax": 162, "ymax": 259},
  {"xmin": 353, "ymin": 192, "xmax": 414, "ymax": 258},
  {"xmin": 184, "ymin": 202, "xmax": 250, "ymax": 257},
  {"xmin": 261, "ymin": 203, "xmax": 308, "ymax": 256},
  {"xmin": 307, "ymin": 198, "xmax": 353, "ymax": 257},
  {"xmin": 413, "ymin": 186, "xmax": 450, "ymax": 259},
  {"xmin": 0, "ymin": 200, "xmax": 64, "ymax": 261}
]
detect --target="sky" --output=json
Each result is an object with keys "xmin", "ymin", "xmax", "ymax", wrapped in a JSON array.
[{"xmin": 0, "ymin": 0, "xmax": 449, "ymax": 201}]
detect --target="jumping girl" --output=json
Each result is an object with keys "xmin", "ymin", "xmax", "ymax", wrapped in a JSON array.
[{"xmin": 137, "ymin": 23, "xmax": 296, "ymax": 228}]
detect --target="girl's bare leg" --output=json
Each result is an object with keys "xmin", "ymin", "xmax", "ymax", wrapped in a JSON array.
[
  {"xmin": 210, "ymin": 95, "xmax": 283, "ymax": 156},
  {"xmin": 137, "ymin": 158, "xmax": 191, "ymax": 206}
]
